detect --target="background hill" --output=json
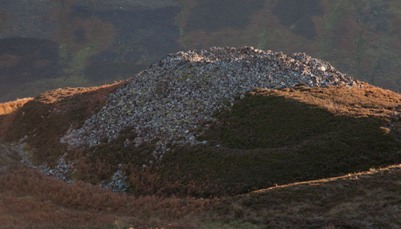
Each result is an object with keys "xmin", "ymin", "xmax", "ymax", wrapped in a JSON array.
[{"xmin": 1, "ymin": 0, "xmax": 401, "ymax": 101}]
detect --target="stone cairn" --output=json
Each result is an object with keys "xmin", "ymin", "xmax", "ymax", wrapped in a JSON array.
[{"xmin": 61, "ymin": 46, "xmax": 356, "ymax": 159}]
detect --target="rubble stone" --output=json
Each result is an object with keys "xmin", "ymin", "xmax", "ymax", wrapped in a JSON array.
[{"xmin": 61, "ymin": 46, "xmax": 356, "ymax": 157}]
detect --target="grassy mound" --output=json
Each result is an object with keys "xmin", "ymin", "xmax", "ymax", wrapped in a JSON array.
[
  {"xmin": 157, "ymin": 84, "xmax": 401, "ymax": 196},
  {"xmin": 77, "ymin": 83, "xmax": 401, "ymax": 197}
]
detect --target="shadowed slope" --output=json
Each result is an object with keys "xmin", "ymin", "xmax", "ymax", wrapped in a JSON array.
[
  {"xmin": 1, "ymin": 80, "xmax": 401, "ymax": 227},
  {"xmin": 1, "ymin": 81, "xmax": 401, "ymax": 197},
  {"xmin": 0, "ymin": 165, "xmax": 210, "ymax": 228},
  {"xmin": 45, "ymin": 82, "xmax": 401, "ymax": 197},
  {"xmin": 2, "ymin": 154, "xmax": 401, "ymax": 228},
  {"xmin": 158, "ymin": 83, "xmax": 401, "ymax": 196},
  {"xmin": 0, "ymin": 81, "xmax": 126, "ymax": 164},
  {"xmin": 0, "ymin": 98, "xmax": 33, "ymax": 140},
  {"xmin": 214, "ymin": 164, "xmax": 401, "ymax": 228}
]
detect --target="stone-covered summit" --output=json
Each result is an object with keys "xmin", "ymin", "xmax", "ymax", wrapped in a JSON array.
[{"xmin": 61, "ymin": 46, "xmax": 356, "ymax": 157}]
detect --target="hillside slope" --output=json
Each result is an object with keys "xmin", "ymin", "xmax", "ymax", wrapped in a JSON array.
[
  {"xmin": 2, "ymin": 89, "xmax": 401, "ymax": 228},
  {"xmin": 2, "ymin": 148, "xmax": 401, "ymax": 228},
  {"xmin": 2, "ymin": 47, "xmax": 401, "ymax": 227},
  {"xmin": 2, "ymin": 80, "xmax": 401, "ymax": 197},
  {"xmin": 214, "ymin": 164, "xmax": 401, "ymax": 228}
]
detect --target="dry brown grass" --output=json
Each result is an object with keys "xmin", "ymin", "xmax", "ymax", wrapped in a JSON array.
[
  {"xmin": 0, "ymin": 98, "xmax": 33, "ymax": 139},
  {"xmin": 4, "ymin": 82, "xmax": 400, "ymax": 196},
  {"xmin": 0, "ymin": 165, "xmax": 212, "ymax": 228},
  {"xmin": 253, "ymin": 81, "xmax": 401, "ymax": 118},
  {"xmin": 0, "ymin": 98, "xmax": 33, "ymax": 115},
  {"xmin": 3, "ymin": 159, "xmax": 401, "ymax": 228},
  {"xmin": 2, "ymin": 82, "xmax": 401, "ymax": 227},
  {"xmin": 0, "ymin": 80, "xmax": 214, "ymax": 227},
  {"xmin": 216, "ymin": 163, "xmax": 401, "ymax": 228}
]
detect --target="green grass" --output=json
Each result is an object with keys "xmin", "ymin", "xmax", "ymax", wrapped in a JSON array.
[{"xmin": 157, "ymin": 93, "xmax": 401, "ymax": 196}]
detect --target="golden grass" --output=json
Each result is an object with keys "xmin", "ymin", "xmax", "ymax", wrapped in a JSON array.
[
  {"xmin": 0, "ymin": 98, "xmax": 33, "ymax": 115},
  {"xmin": 35, "ymin": 82, "xmax": 126, "ymax": 104},
  {"xmin": 253, "ymin": 82, "xmax": 401, "ymax": 118},
  {"xmin": 0, "ymin": 98, "xmax": 33, "ymax": 139}
]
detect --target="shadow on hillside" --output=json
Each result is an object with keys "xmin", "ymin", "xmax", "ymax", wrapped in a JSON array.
[
  {"xmin": 2, "ymin": 84, "xmax": 401, "ymax": 198},
  {"xmin": 157, "ymin": 92, "xmax": 401, "ymax": 196},
  {"xmin": 1, "ymin": 83, "xmax": 123, "ymax": 165},
  {"xmin": 0, "ymin": 98, "xmax": 33, "ymax": 140},
  {"xmin": 53, "ymin": 86, "xmax": 401, "ymax": 197}
]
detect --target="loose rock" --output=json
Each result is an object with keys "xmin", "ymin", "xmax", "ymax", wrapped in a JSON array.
[{"xmin": 61, "ymin": 46, "xmax": 356, "ymax": 157}]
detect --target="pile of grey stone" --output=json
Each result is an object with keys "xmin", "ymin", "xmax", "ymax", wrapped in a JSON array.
[{"xmin": 61, "ymin": 46, "xmax": 356, "ymax": 158}]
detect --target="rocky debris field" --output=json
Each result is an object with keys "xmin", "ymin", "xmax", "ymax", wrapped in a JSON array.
[{"xmin": 61, "ymin": 46, "xmax": 356, "ymax": 158}]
